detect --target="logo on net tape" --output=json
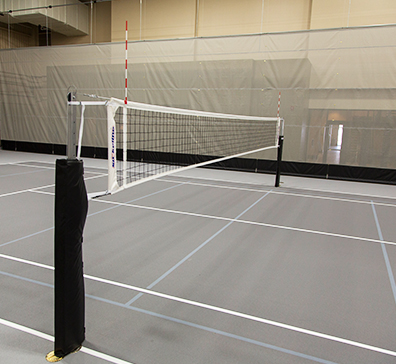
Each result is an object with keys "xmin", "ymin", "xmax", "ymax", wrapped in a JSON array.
[{"xmin": 111, "ymin": 126, "xmax": 115, "ymax": 168}]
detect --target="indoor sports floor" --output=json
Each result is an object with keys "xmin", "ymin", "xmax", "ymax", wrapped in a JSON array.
[{"xmin": 1, "ymin": 150, "xmax": 396, "ymax": 364}]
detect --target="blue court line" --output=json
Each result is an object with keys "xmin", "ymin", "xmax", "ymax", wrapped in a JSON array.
[
  {"xmin": 0, "ymin": 168, "xmax": 49, "ymax": 178},
  {"xmin": 0, "ymin": 182, "xmax": 185, "ymax": 249},
  {"xmin": 371, "ymin": 202, "xmax": 396, "ymax": 306},
  {"xmin": 0, "ymin": 227, "xmax": 54, "ymax": 248},
  {"xmin": 0, "ymin": 270, "xmax": 53, "ymax": 288},
  {"xmin": 87, "ymin": 295, "xmax": 338, "ymax": 364},
  {"xmin": 0, "ymin": 270, "xmax": 338, "ymax": 364},
  {"xmin": 125, "ymin": 190, "xmax": 272, "ymax": 306},
  {"xmin": 88, "ymin": 182, "xmax": 185, "ymax": 217}
]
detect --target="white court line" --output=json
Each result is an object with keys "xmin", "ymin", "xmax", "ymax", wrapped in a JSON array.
[
  {"xmin": 4, "ymin": 159, "xmax": 108, "ymax": 173},
  {"xmin": 371, "ymin": 202, "xmax": 396, "ymax": 306},
  {"xmin": 169, "ymin": 174, "xmax": 396, "ymax": 201},
  {"xmin": 271, "ymin": 189, "xmax": 396, "ymax": 208},
  {"xmin": 4, "ymin": 158, "xmax": 394, "ymax": 205},
  {"xmin": 11, "ymin": 163, "xmax": 55, "ymax": 170},
  {"xmin": 14, "ymin": 162, "xmax": 108, "ymax": 176},
  {"xmin": 0, "ymin": 160, "xmax": 41, "ymax": 166},
  {"xmin": 14, "ymin": 162, "xmax": 108, "ymax": 177},
  {"xmin": 0, "ymin": 184, "xmax": 56, "ymax": 198},
  {"xmin": 2, "ymin": 158, "xmax": 396, "ymax": 201},
  {"xmin": 0, "ymin": 160, "xmax": 56, "ymax": 198},
  {"xmin": 86, "ymin": 274, "xmax": 396, "ymax": 358},
  {"xmin": 84, "ymin": 173, "xmax": 108, "ymax": 180},
  {"xmin": 160, "ymin": 178, "xmax": 396, "ymax": 208},
  {"xmin": 93, "ymin": 198, "xmax": 396, "ymax": 247},
  {"xmin": 0, "ymin": 318, "xmax": 135, "ymax": 364},
  {"xmin": 1, "ymin": 252, "xmax": 396, "ymax": 358},
  {"xmin": 8, "ymin": 158, "xmax": 108, "ymax": 170},
  {"xmin": 28, "ymin": 190, "xmax": 54, "ymax": 196},
  {"xmin": 0, "ymin": 254, "xmax": 53, "ymax": 270},
  {"xmin": 0, "ymin": 172, "xmax": 106, "ymax": 199}
]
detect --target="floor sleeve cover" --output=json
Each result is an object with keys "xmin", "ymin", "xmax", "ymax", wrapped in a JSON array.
[{"xmin": 54, "ymin": 159, "xmax": 88, "ymax": 358}]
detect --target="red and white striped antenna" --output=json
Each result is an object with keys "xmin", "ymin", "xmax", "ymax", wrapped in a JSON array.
[
  {"xmin": 124, "ymin": 20, "xmax": 128, "ymax": 104},
  {"xmin": 277, "ymin": 91, "xmax": 281, "ymax": 118}
]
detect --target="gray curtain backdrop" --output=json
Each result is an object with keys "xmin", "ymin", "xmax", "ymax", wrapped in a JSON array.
[{"xmin": 1, "ymin": 24, "xmax": 395, "ymax": 168}]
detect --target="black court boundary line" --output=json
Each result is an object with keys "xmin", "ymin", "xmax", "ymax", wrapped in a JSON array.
[
  {"xmin": 3, "ymin": 163, "xmax": 396, "ymax": 208},
  {"xmin": 3, "ymin": 141, "xmax": 396, "ymax": 185},
  {"xmin": 5, "ymin": 159, "xmax": 396, "ymax": 206}
]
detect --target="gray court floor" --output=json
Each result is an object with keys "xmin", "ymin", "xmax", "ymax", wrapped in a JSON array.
[{"xmin": 1, "ymin": 149, "xmax": 396, "ymax": 363}]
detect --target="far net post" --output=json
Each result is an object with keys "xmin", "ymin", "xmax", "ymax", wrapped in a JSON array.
[{"xmin": 275, "ymin": 118, "xmax": 284, "ymax": 188}]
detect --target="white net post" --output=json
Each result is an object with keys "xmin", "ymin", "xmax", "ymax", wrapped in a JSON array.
[
  {"xmin": 77, "ymin": 104, "xmax": 86, "ymax": 159},
  {"xmin": 107, "ymin": 101, "xmax": 119, "ymax": 194}
]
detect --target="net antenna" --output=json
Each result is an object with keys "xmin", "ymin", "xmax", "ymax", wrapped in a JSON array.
[
  {"xmin": 70, "ymin": 96, "xmax": 285, "ymax": 198},
  {"xmin": 122, "ymin": 20, "xmax": 129, "ymax": 189},
  {"xmin": 121, "ymin": 21, "xmax": 136, "ymax": 196},
  {"xmin": 124, "ymin": 20, "xmax": 128, "ymax": 105}
]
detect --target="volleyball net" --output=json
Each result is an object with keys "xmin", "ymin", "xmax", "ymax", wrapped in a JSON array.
[{"xmin": 72, "ymin": 97, "xmax": 284, "ymax": 197}]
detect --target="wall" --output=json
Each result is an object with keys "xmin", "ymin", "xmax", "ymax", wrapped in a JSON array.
[
  {"xmin": 111, "ymin": 0, "xmax": 396, "ymax": 42},
  {"xmin": 0, "ymin": 2, "xmax": 111, "ymax": 49},
  {"xmin": 111, "ymin": 0, "xmax": 197, "ymax": 41},
  {"xmin": 52, "ymin": 2, "xmax": 111, "ymax": 45},
  {"xmin": 2, "ymin": 1, "xmax": 396, "ymax": 47},
  {"xmin": 0, "ymin": 23, "xmax": 37, "ymax": 48},
  {"xmin": 310, "ymin": 0, "xmax": 396, "ymax": 29},
  {"xmin": 111, "ymin": 0, "xmax": 314, "ymax": 41}
]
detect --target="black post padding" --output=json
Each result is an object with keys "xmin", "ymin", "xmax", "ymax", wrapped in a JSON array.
[
  {"xmin": 54, "ymin": 159, "xmax": 88, "ymax": 358},
  {"xmin": 275, "ymin": 135, "xmax": 284, "ymax": 187}
]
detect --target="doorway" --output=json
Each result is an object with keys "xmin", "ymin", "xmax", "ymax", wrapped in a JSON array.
[{"xmin": 323, "ymin": 122, "xmax": 344, "ymax": 164}]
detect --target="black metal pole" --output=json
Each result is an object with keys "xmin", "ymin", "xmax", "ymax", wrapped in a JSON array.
[{"xmin": 275, "ymin": 135, "xmax": 284, "ymax": 187}]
